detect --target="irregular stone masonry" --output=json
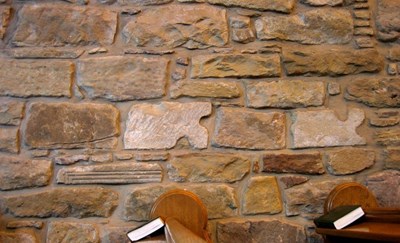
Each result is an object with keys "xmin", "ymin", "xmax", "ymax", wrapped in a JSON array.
[{"xmin": 0, "ymin": 0, "xmax": 399, "ymax": 242}]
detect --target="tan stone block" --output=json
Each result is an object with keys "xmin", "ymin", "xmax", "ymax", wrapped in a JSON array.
[
  {"xmin": 170, "ymin": 81, "xmax": 241, "ymax": 99},
  {"xmin": 326, "ymin": 148, "xmax": 375, "ymax": 175},
  {"xmin": 0, "ymin": 127, "xmax": 19, "ymax": 154},
  {"xmin": 47, "ymin": 222, "xmax": 99, "ymax": 243},
  {"xmin": 0, "ymin": 6, "xmax": 10, "ymax": 39},
  {"xmin": 0, "ymin": 100, "xmax": 24, "ymax": 126},
  {"xmin": 8, "ymin": 48, "xmax": 84, "ymax": 59},
  {"xmin": 366, "ymin": 170, "xmax": 400, "ymax": 207},
  {"xmin": 0, "ymin": 231, "xmax": 37, "ymax": 243},
  {"xmin": 384, "ymin": 148, "xmax": 400, "ymax": 170},
  {"xmin": 375, "ymin": 129, "xmax": 400, "ymax": 146},
  {"xmin": 376, "ymin": 0, "xmax": 400, "ymax": 42},
  {"xmin": 207, "ymin": 0, "xmax": 295, "ymax": 13}
]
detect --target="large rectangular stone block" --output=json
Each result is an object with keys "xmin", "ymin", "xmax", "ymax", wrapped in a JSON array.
[{"xmin": 376, "ymin": 0, "xmax": 400, "ymax": 42}]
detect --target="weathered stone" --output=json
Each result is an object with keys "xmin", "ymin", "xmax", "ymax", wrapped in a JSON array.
[
  {"xmin": 103, "ymin": 226, "xmax": 133, "ymax": 243},
  {"xmin": 88, "ymin": 47, "xmax": 108, "ymax": 55},
  {"xmin": 8, "ymin": 48, "xmax": 84, "ymax": 59},
  {"xmin": 206, "ymin": 0, "xmax": 295, "ymax": 13},
  {"xmin": 283, "ymin": 47, "xmax": 384, "ymax": 76},
  {"xmin": 345, "ymin": 78, "xmax": 400, "ymax": 107},
  {"xmin": 63, "ymin": 0, "xmax": 89, "ymax": 4},
  {"xmin": 262, "ymin": 152, "xmax": 324, "ymax": 175},
  {"xmin": 370, "ymin": 117, "xmax": 400, "ymax": 127},
  {"xmin": 354, "ymin": 10, "xmax": 370, "ymax": 19},
  {"xmin": 354, "ymin": 19, "xmax": 371, "ymax": 27},
  {"xmin": 246, "ymin": 80, "xmax": 325, "ymax": 108},
  {"xmin": 384, "ymin": 148, "xmax": 400, "ymax": 170},
  {"xmin": 354, "ymin": 2, "xmax": 369, "ymax": 8},
  {"xmin": 77, "ymin": 56, "xmax": 168, "ymax": 101},
  {"xmin": 355, "ymin": 36, "xmax": 374, "ymax": 48},
  {"xmin": 375, "ymin": 129, "xmax": 400, "ymax": 146},
  {"xmin": 284, "ymin": 178, "xmax": 351, "ymax": 218},
  {"xmin": 170, "ymin": 81, "xmax": 241, "ymax": 99},
  {"xmin": 377, "ymin": 109, "xmax": 399, "ymax": 118},
  {"xmin": 25, "ymin": 102, "xmax": 119, "ymax": 149},
  {"xmin": 255, "ymin": 9, "xmax": 353, "ymax": 45},
  {"xmin": 354, "ymin": 27, "xmax": 374, "ymax": 36},
  {"xmin": 12, "ymin": 5, "xmax": 117, "ymax": 47},
  {"xmin": 0, "ymin": 157, "xmax": 52, "ymax": 190},
  {"xmin": 328, "ymin": 82, "xmax": 341, "ymax": 95},
  {"xmin": 279, "ymin": 175, "xmax": 309, "ymax": 189},
  {"xmin": 124, "ymin": 102, "xmax": 211, "ymax": 149},
  {"xmin": 31, "ymin": 150, "xmax": 49, "ymax": 157},
  {"xmin": 6, "ymin": 220, "xmax": 44, "ymax": 229},
  {"xmin": 217, "ymin": 219, "xmax": 306, "ymax": 243},
  {"xmin": 134, "ymin": 153, "xmax": 169, "ymax": 161},
  {"xmin": 213, "ymin": 107, "xmax": 286, "ymax": 150},
  {"xmin": 366, "ymin": 170, "xmax": 400, "ymax": 207},
  {"xmin": 0, "ymin": 100, "xmax": 24, "ymax": 126},
  {"xmin": 300, "ymin": 0, "xmax": 343, "ymax": 6},
  {"xmin": 0, "ymin": 231, "xmax": 37, "ymax": 243},
  {"xmin": 0, "ymin": 60, "xmax": 73, "ymax": 98},
  {"xmin": 0, "ymin": 127, "xmax": 19, "ymax": 154},
  {"xmin": 114, "ymin": 152, "xmax": 133, "ymax": 161},
  {"xmin": 90, "ymin": 153, "xmax": 113, "ymax": 163},
  {"xmin": 242, "ymin": 176, "xmax": 282, "ymax": 215},
  {"xmin": 230, "ymin": 16, "xmax": 255, "ymax": 44},
  {"xmin": 118, "ymin": 0, "xmax": 172, "ymax": 5},
  {"xmin": 57, "ymin": 162, "xmax": 162, "ymax": 184},
  {"xmin": 54, "ymin": 154, "xmax": 90, "ymax": 165},
  {"xmin": 291, "ymin": 109, "xmax": 366, "ymax": 148},
  {"xmin": 124, "ymin": 184, "xmax": 237, "ymax": 221},
  {"xmin": 191, "ymin": 54, "xmax": 281, "ymax": 78},
  {"xmin": 0, "ymin": 6, "xmax": 10, "ymax": 39},
  {"xmin": 171, "ymin": 68, "xmax": 186, "ymax": 81},
  {"xmin": 326, "ymin": 148, "xmax": 375, "ymax": 175},
  {"xmin": 388, "ymin": 63, "xmax": 398, "ymax": 75},
  {"xmin": 376, "ymin": 0, "xmax": 400, "ymax": 42},
  {"xmin": 47, "ymin": 222, "xmax": 99, "ymax": 243},
  {"xmin": 122, "ymin": 5, "xmax": 228, "ymax": 49},
  {"xmin": 388, "ymin": 48, "xmax": 400, "ymax": 61},
  {"xmin": 168, "ymin": 153, "xmax": 250, "ymax": 183},
  {"xmin": 124, "ymin": 49, "xmax": 175, "ymax": 55},
  {"xmin": 1, "ymin": 187, "xmax": 118, "ymax": 218}
]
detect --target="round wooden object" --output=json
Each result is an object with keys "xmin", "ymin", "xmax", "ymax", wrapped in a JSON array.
[
  {"xmin": 324, "ymin": 182, "xmax": 378, "ymax": 213},
  {"xmin": 150, "ymin": 189, "xmax": 208, "ymax": 240}
]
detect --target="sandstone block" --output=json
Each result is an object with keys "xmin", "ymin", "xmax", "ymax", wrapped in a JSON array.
[
  {"xmin": 283, "ymin": 47, "xmax": 384, "ymax": 76},
  {"xmin": 47, "ymin": 222, "xmax": 99, "ymax": 243},
  {"xmin": 246, "ymin": 80, "xmax": 325, "ymax": 108},
  {"xmin": 230, "ymin": 16, "xmax": 255, "ymax": 44},
  {"xmin": 118, "ymin": 0, "xmax": 172, "ymax": 5},
  {"xmin": 122, "ymin": 5, "xmax": 228, "ymax": 49},
  {"xmin": 370, "ymin": 117, "xmax": 400, "ymax": 127},
  {"xmin": 217, "ymin": 219, "xmax": 306, "ymax": 243},
  {"xmin": 0, "ymin": 6, "xmax": 10, "ymax": 39},
  {"xmin": 375, "ymin": 129, "xmax": 400, "ymax": 146},
  {"xmin": 291, "ymin": 109, "xmax": 366, "ymax": 148},
  {"xmin": 124, "ymin": 102, "xmax": 211, "ymax": 149},
  {"xmin": 77, "ymin": 56, "xmax": 169, "ymax": 101},
  {"xmin": 1, "ymin": 187, "xmax": 118, "ymax": 218},
  {"xmin": 167, "ymin": 153, "xmax": 250, "ymax": 183},
  {"xmin": 0, "ymin": 60, "xmax": 73, "ymax": 98},
  {"xmin": 57, "ymin": 162, "xmax": 162, "ymax": 184},
  {"xmin": 103, "ymin": 226, "xmax": 133, "ymax": 243},
  {"xmin": 345, "ymin": 78, "xmax": 400, "ymax": 107},
  {"xmin": 328, "ymin": 82, "xmax": 341, "ymax": 95},
  {"xmin": 242, "ymin": 176, "xmax": 282, "ymax": 215},
  {"xmin": 279, "ymin": 175, "xmax": 309, "ymax": 189},
  {"xmin": 207, "ymin": 0, "xmax": 295, "ymax": 13},
  {"xmin": 8, "ymin": 48, "xmax": 84, "ymax": 59},
  {"xmin": 0, "ymin": 231, "xmax": 37, "ymax": 243},
  {"xmin": 90, "ymin": 153, "xmax": 113, "ymax": 163},
  {"xmin": 54, "ymin": 154, "xmax": 90, "ymax": 165},
  {"xmin": 134, "ymin": 153, "xmax": 169, "ymax": 161},
  {"xmin": 388, "ymin": 48, "xmax": 400, "ymax": 61},
  {"xmin": 300, "ymin": 0, "xmax": 343, "ymax": 6},
  {"xmin": 6, "ymin": 220, "xmax": 44, "ymax": 229},
  {"xmin": 170, "ymin": 81, "xmax": 241, "ymax": 99},
  {"xmin": 0, "ymin": 127, "xmax": 19, "ymax": 154},
  {"xmin": 213, "ymin": 107, "xmax": 286, "ymax": 150},
  {"xmin": 25, "ymin": 102, "xmax": 119, "ymax": 149},
  {"xmin": 255, "ymin": 9, "xmax": 353, "ymax": 44},
  {"xmin": 376, "ymin": 0, "xmax": 400, "ymax": 42},
  {"xmin": 262, "ymin": 152, "xmax": 324, "ymax": 175},
  {"xmin": 326, "ymin": 148, "xmax": 375, "ymax": 175},
  {"xmin": 366, "ymin": 170, "xmax": 400, "ymax": 207},
  {"xmin": 384, "ymin": 148, "xmax": 400, "ymax": 170},
  {"xmin": 12, "ymin": 5, "xmax": 117, "ymax": 46},
  {"xmin": 0, "ymin": 100, "xmax": 24, "ymax": 126},
  {"xmin": 0, "ymin": 157, "xmax": 52, "ymax": 190},
  {"xmin": 191, "ymin": 54, "xmax": 281, "ymax": 78}
]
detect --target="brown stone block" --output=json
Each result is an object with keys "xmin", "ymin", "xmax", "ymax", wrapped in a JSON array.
[
  {"xmin": 376, "ymin": 0, "xmax": 400, "ymax": 42},
  {"xmin": 325, "ymin": 148, "xmax": 375, "ymax": 175},
  {"xmin": 170, "ymin": 81, "xmax": 241, "ymax": 99},
  {"xmin": 0, "ymin": 231, "xmax": 37, "ymax": 243},
  {"xmin": 0, "ymin": 127, "xmax": 19, "ymax": 154},
  {"xmin": 207, "ymin": 0, "xmax": 296, "ymax": 13},
  {"xmin": 0, "ymin": 100, "xmax": 24, "ymax": 126},
  {"xmin": 366, "ymin": 170, "xmax": 400, "ymax": 207},
  {"xmin": 375, "ymin": 129, "xmax": 400, "ymax": 146},
  {"xmin": 262, "ymin": 152, "xmax": 324, "ymax": 175},
  {"xmin": 0, "ymin": 6, "xmax": 10, "ymax": 39},
  {"xmin": 47, "ymin": 222, "xmax": 99, "ymax": 243}
]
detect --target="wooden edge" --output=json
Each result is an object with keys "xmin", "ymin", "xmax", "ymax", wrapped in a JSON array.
[{"xmin": 164, "ymin": 217, "xmax": 207, "ymax": 243}]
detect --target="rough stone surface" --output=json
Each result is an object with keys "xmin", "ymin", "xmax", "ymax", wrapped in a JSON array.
[
  {"xmin": 0, "ymin": 127, "xmax": 19, "ymax": 154},
  {"xmin": 388, "ymin": 48, "xmax": 400, "ymax": 61},
  {"xmin": 384, "ymin": 148, "xmax": 400, "ymax": 170},
  {"xmin": 57, "ymin": 162, "xmax": 162, "ymax": 184},
  {"xmin": 167, "ymin": 153, "xmax": 250, "ymax": 183},
  {"xmin": 388, "ymin": 63, "xmax": 398, "ymax": 75},
  {"xmin": 77, "ymin": 56, "xmax": 169, "ymax": 101},
  {"xmin": 284, "ymin": 178, "xmax": 351, "ymax": 218},
  {"xmin": 366, "ymin": 170, "xmax": 400, "ymax": 207},
  {"xmin": 217, "ymin": 219, "xmax": 306, "ymax": 243},
  {"xmin": 255, "ymin": 9, "xmax": 353, "ymax": 44},
  {"xmin": 0, "ymin": 231, "xmax": 37, "ymax": 243},
  {"xmin": 375, "ymin": 129, "xmax": 400, "ymax": 146},
  {"xmin": 376, "ymin": 0, "xmax": 400, "ymax": 42},
  {"xmin": 134, "ymin": 153, "xmax": 169, "ymax": 161},
  {"xmin": 122, "ymin": 5, "xmax": 228, "ymax": 49},
  {"xmin": 206, "ymin": 0, "xmax": 295, "ymax": 13},
  {"xmin": 300, "ymin": 0, "xmax": 343, "ymax": 6},
  {"xmin": 0, "ymin": 6, "xmax": 10, "ymax": 39},
  {"xmin": 345, "ymin": 78, "xmax": 400, "ymax": 107},
  {"xmin": 25, "ymin": 102, "xmax": 119, "ymax": 149},
  {"xmin": 124, "ymin": 184, "xmax": 237, "ymax": 221},
  {"xmin": 191, "ymin": 54, "xmax": 281, "ymax": 78},
  {"xmin": 8, "ymin": 48, "xmax": 84, "ymax": 59},
  {"xmin": 213, "ymin": 107, "xmax": 286, "ymax": 150},
  {"xmin": 47, "ymin": 222, "xmax": 99, "ymax": 243},
  {"xmin": 262, "ymin": 152, "xmax": 324, "ymax": 175},
  {"xmin": 279, "ymin": 175, "xmax": 309, "ymax": 189},
  {"xmin": 90, "ymin": 154, "xmax": 113, "ymax": 163},
  {"xmin": 118, "ymin": 0, "xmax": 172, "ymax": 5},
  {"xmin": 283, "ymin": 47, "xmax": 384, "ymax": 76},
  {"xmin": 124, "ymin": 102, "xmax": 211, "ymax": 149},
  {"xmin": 0, "ymin": 60, "xmax": 73, "ymax": 98},
  {"xmin": 291, "ymin": 109, "xmax": 366, "ymax": 148},
  {"xmin": 370, "ymin": 117, "xmax": 400, "ymax": 127},
  {"xmin": 12, "ymin": 5, "xmax": 117, "ymax": 47},
  {"xmin": 54, "ymin": 154, "xmax": 90, "ymax": 165},
  {"xmin": 328, "ymin": 82, "xmax": 341, "ymax": 95},
  {"xmin": 242, "ymin": 176, "xmax": 282, "ymax": 215},
  {"xmin": 0, "ymin": 156, "xmax": 52, "ymax": 190},
  {"xmin": 6, "ymin": 220, "xmax": 44, "ymax": 229},
  {"xmin": 170, "ymin": 81, "xmax": 240, "ymax": 99},
  {"xmin": 246, "ymin": 80, "xmax": 325, "ymax": 108},
  {"xmin": 1, "ymin": 187, "xmax": 118, "ymax": 218},
  {"xmin": 103, "ymin": 226, "xmax": 133, "ymax": 243},
  {"xmin": 230, "ymin": 16, "xmax": 255, "ymax": 43},
  {"xmin": 0, "ymin": 100, "xmax": 24, "ymax": 126},
  {"xmin": 325, "ymin": 148, "xmax": 375, "ymax": 175}
]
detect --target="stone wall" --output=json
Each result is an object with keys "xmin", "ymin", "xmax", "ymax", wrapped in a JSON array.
[{"xmin": 0, "ymin": 0, "xmax": 399, "ymax": 242}]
